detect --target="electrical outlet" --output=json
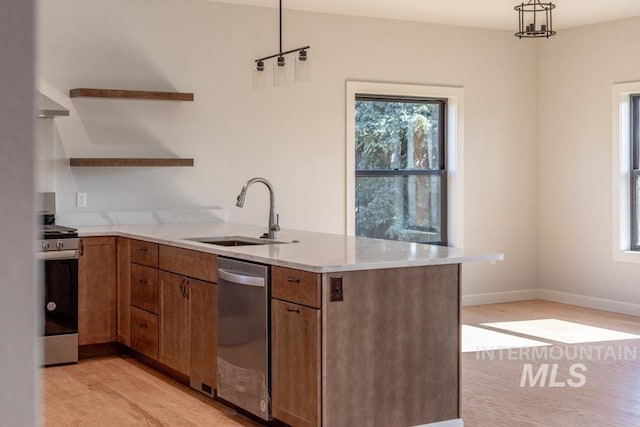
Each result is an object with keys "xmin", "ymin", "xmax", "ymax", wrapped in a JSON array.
[
  {"xmin": 76, "ymin": 192, "xmax": 87, "ymax": 208},
  {"xmin": 330, "ymin": 277, "xmax": 343, "ymax": 302}
]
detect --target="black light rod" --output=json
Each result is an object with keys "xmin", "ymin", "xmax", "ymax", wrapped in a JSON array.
[
  {"xmin": 279, "ymin": 0, "xmax": 282, "ymax": 54},
  {"xmin": 255, "ymin": 45, "xmax": 310, "ymax": 63}
]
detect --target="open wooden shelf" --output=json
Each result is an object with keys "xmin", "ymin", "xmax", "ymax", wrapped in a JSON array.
[
  {"xmin": 69, "ymin": 88, "xmax": 194, "ymax": 101},
  {"xmin": 69, "ymin": 158, "xmax": 194, "ymax": 167}
]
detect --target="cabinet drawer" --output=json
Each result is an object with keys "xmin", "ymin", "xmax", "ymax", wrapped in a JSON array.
[
  {"xmin": 130, "ymin": 239, "xmax": 158, "ymax": 268},
  {"xmin": 131, "ymin": 264, "xmax": 159, "ymax": 314},
  {"xmin": 159, "ymin": 245, "xmax": 217, "ymax": 282},
  {"xmin": 272, "ymin": 266, "xmax": 321, "ymax": 308},
  {"xmin": 131, "ymin": 306, "xmax": 158, "ymax": 360}
]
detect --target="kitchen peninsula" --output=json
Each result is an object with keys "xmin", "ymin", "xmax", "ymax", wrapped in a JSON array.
[{"xmin": 75, "ymin": 221, "xmax": 502, "ymax": 427}]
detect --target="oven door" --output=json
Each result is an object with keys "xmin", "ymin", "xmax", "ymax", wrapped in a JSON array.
[{"xmin": 43, "ymin": 254, "xmax": 78, "ymax": 336}]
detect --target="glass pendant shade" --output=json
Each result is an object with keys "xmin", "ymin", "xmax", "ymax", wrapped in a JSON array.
[
  {"xmin": 295, "ymin": 54, "xmax": 311, "ymax": 82},
  {"xmin": 273, "ymin": 56, "xmax": 287, "ymax": 87},
  {"xmin": 253, "ymin": 68, "xmax": 266, "ymax": 90}
]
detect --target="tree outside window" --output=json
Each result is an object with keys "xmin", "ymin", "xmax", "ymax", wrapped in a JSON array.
[{"xmin": 355, "ymin": 96, "xmax": 447, "ymax": 245}]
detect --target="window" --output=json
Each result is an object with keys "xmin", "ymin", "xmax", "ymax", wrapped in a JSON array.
[
  {"xmin": 631, "ymin": 94, "xmax": 640, "ymax": 250},
  {"xmin": 346, "ymin": 81, "xmax": 464, "ymax": 248},
  {"xmin": 354, "ymin": 95, "xmax": 447, "ymax": 245},
  {"xmin": 611, "ymin": 81, "xmax": 640, "ymax": 262}
]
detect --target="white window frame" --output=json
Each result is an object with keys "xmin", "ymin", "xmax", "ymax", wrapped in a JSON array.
[
  {"xmin": 612, "ymin": 81, "xmax": 640, "ymax": 263},
  {"xmin": 345, "ymin": 81, "xmax": 464, "ymax": 248}
]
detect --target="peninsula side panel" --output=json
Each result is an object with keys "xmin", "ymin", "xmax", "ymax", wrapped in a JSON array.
[{"xmin": 322, "ymin": 264, "xmax": 460, "ymax": 427}]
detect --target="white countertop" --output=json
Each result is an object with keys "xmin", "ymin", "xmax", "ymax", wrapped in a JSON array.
[{"xmin": 77, "ymin": 222, "xmax": 503, "ymax": 273}]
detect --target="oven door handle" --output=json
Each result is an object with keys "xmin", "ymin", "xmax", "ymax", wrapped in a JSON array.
[{"xmin": 39, "ymin": 250, "xmax": 78, "ymax": 261}]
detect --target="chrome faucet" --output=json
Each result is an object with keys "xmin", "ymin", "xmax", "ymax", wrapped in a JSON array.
[{"xmin": 236, "ymin": 177, "xmax": 280, "ymax": 239}]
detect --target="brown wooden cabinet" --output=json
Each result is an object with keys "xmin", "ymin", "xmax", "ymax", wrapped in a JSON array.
[
  {"xmin": 126, "ymin": 240, "xmax": 160, "ymax": 359},
  {"xmin": 78, "ymin": 236, "xmax": 117, "ymax": 346},
  {"xmin": 271, "ymin": 266, "xmax": 322, "ymax": 427},
  {"xmin": 272, "ymin": 298, "xmax": 321, "ymax": 427},
  {"xmin": 116, "ymin": 241, "xmax": 219, "ymax": 384},
  {"xmin": 78, "ymin": 234, "xmax": 463, "ymax": 427},
  {"xmin": 189, "ymin": 277, "xmax": 217, "ymax": 396},
  {"xmin": 159, "ymin": 271, "xmax": 191, "ymax": 376},
  {"xmin": 157, "ymin": 244, "xmax": 218, "ymax": 385}
]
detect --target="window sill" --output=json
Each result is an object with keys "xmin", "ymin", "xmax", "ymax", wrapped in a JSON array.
[{"xmin": 613, "ymin": 250, "xmax": 640, "ymax": 264}]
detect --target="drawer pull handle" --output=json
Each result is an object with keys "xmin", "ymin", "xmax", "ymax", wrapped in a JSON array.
[
  {"xmin": 287, "ymin": 307, "xmax": 300, "ymax": 313},
  {"xmin": 138, "ymin": 278, "xmax": 148, "ymax": 284},
  {"xmin": 287, "ymin": 277, "xmax": 301, "ymax": 283},
  {"xmin": 138, "ymin": 247, "xmax": 148, "ymax": 252},
  {"xmin": 139, "ymin": 323, "xmax": 147, "ymax": 329}
]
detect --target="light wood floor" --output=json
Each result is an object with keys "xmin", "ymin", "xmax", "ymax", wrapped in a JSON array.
[
  {"xmin": 42, "ymin": 355, "xmax": 259, "ymax": 426},
  {"xmin": 462, "ymin": 300, "xmax": 640, "ymax": 427},
  {"xmin": 42, "ymin": 300, "xmax": 640, "ymax": 426}
]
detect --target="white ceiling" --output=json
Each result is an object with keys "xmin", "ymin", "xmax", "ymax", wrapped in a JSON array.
[{"xmin": 204, "ymin": 0, "xmax": 640, "ymax": 31}]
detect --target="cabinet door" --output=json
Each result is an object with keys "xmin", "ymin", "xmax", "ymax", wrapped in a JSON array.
[
  {"xmin": 190, "ymin": 278, "xmax": 217, "ymax": 395},
  {"xmin": 272, "ymin": 299, "xmax": 321, "ymax": 427},
  {"xmin": 78, "ymin": 236, "xmax": 117, "ymax": 345},
  {"xmin": 159, "ymin": 271, "xmax": 191, "ymax": 376}
]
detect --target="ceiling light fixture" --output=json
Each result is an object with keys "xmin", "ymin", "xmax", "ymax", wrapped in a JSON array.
[
  {"xmin": 515, "ymin": 0, "xmax": 556, "ymax": 39},
  {"xmin": 253, "ymin": 0, "xmax": 310, "ymax": 88}
]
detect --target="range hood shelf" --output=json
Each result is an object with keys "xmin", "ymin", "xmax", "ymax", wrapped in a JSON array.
[
  {"xmin": 69, "ymin": 88, "xmax": 194, "ymax": 101},
  {"xmin": 69, "ymin": 158, "xmax": 194, "ymax": 167}
]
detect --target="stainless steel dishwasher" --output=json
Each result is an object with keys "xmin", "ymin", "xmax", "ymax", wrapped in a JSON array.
[{"xmin": 217, "ymin": 257, "xmax": 271, "ymax": 421}]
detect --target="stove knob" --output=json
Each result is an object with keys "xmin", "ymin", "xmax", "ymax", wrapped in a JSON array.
[
  {"xmin": 42, "ymin": 241, "xmax": 50, "ymax": 250},
  {"xmin": 56, "ymin": 241, "xmax": 64, "ymax": 249}
]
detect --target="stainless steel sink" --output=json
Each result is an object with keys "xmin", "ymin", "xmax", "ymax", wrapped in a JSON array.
[{"xmin": 184, "ymin": 236, "xmax": 290, "ymax": 247}]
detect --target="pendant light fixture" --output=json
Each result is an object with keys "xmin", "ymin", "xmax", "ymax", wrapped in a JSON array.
[
  {"xmin": 253, "ymin": 0, "xmax": 310, "ymax": 89},
  {"xmin": 515, "ymin": 0, "xmax": 556, "ymax": 38}
]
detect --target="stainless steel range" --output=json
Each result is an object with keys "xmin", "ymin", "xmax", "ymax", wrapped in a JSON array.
[{"xmin": 39, "ymin": 214, "xmax": 79, "ymax": 366}]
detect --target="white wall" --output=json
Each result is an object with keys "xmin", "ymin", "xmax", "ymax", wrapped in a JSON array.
[
  {"xmin": 38, "ymin": 0, "xmax": 538, "ymax": 297},
  {"xmin": 0, "ymin": 0, "xmax": 38, "ymax": 425},
  {"xmin": 537, "ymin": 17, "xmax": 640, "ymax": 313}
]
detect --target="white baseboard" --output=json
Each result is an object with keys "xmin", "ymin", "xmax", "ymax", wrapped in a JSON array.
[
  {"xmin": 462, "ymin": 289, "xmax": 538, "ymax": 306},
  {"xmin": 462, "ymin": 287, "xmax": 640, "ymax": 317},
  {"xmin": 413, "ymin": 419, "xmax": 463, "ymax": 427},
  {"xmin": 537, "ymin": 288, "xmax": 640, "ymax": 317}
]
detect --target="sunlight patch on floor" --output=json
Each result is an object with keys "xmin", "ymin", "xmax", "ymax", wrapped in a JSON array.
[
  {"xmin": 482, "ymin": 319, "xmax": 640, "ymax": 344},
  {"xmin": 461, "ymin": 324, "xmax": 550, "ymax": 353}
]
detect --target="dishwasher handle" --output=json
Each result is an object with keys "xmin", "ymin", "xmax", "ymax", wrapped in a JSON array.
[{"xmin": 218, "ymin": 268, "xmax": 266, "ymax": 288}]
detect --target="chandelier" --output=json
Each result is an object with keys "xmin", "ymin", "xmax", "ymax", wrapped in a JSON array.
[
  {"xmin": 253, "ymin": 0, "xmax": 311, "ymax": 89},
  {"xmin": 515, "ymin": 0, "xmax": 556, "ymax": 38}
]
